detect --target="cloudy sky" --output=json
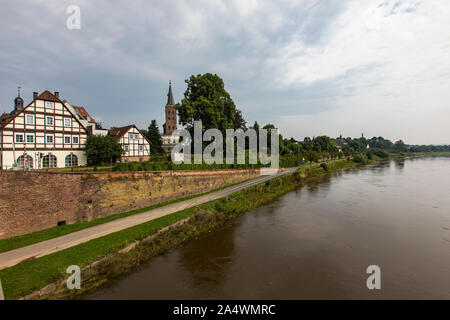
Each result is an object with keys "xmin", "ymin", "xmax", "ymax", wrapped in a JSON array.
[{"xmin": 1, "ymin": 0, "xmax": 449, "ymax": 144}]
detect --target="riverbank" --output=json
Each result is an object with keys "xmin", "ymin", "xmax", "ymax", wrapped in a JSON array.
[
  {"xmin": 87, "ymin": 156, "xmax": 450, "ymax": 300},
  {"xmin": 2, "ymin": 153, "xmax": 447, "ymax": 299},
  {"xmin": 0, "ymin": 160, "xmax": 356, "ymax": 300}
]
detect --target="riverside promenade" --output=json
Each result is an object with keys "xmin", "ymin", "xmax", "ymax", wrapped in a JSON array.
[{"xmin": 0, "ymin": 166, "xmax": 302, "ymax": 270}]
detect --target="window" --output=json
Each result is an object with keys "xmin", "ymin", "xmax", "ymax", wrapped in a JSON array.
[
  {"xmin": 25, "ymin": 114, "xmax": 34, "ymax": 125},
  {"xmin": 17, "ymin": 155, "xmax": 33, "ymax": 169},
  {"xmin": 64, "ymin": 135, "xmax": 71, "ymax": 144},
  {"xmin": 64, "ymin": 118, "xmax": 72, "ymax": 127},
  {"xmin": 46, "ymin": 134, "xmax": 54, "ymax": 144},
  {"xmin": 26, "ymin": 134, "xmax": 35, "ymax": 143},
  {"xmin": 72, "ymin": 136, "xmax": 79, "ymax": 144},
  {"xmin": 43, "ymin": 154, "xmax": 57, "ymax": 168},
  {"xmin": 15, "ymin": 133, "xmax": 24, "ymax": 143},
  {"xmin": 65, "ymin": 154, "xmax": 78, "ymax": 167},
  {"xmin": 123, "ymin": 145, "xmax": 129, "ymax": 152},
  {"xmin": 45, "ymin": 101, "xmax": 54, "ymax": 109},
  {"xmin": 129, "ymin": 133, "xmax": 138, "ymax": 140},
  {"xmin": 46, "ymin": 116, "xmax": 54, "ymax": 126},
  {"xmin": 139, "ymin": 145, "xmax": 144, "ymax": 152}
]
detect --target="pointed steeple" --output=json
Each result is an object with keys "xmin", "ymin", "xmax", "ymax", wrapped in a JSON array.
[{"xmin": 167, "ymin": 81, "xmax": 175, "ymax": 106}]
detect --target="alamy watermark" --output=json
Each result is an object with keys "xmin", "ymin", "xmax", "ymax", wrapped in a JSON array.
[
  {"xmin": 66, "ymin": 5, "xmax": 81, "ymax": 30},
  {"xmin": 0, "ymin": 278, "xmax": 4, "ymax": 300},
  {"xmin": 170, "ymin": 121, "xmax": 280, "ymax": 175},
  {"xmin": 366, "ymin": 265, "xmax": 381, "ymax": 290},
  {"xmin": 66, "ymin": 265, "xmax": 81, "ymax": 290}
]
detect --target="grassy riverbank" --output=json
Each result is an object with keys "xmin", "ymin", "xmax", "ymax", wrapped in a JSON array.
[
  {"xmin": 0, "ymin": 179, "xmax": 254, "ymax": 254},
  {"xmin": 0, "ymin": 160, "xmax": 357, "ymax": 299}
]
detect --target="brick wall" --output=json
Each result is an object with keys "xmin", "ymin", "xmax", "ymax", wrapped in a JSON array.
[{"xmin": 0, "ymin": 169, "xmax": 260, "ymax": 239}]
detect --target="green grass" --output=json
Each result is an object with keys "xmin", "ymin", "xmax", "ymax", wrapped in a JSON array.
[
  {"xmin": 0, "ymin": 160, "xmax": 358, "ymax": 299},
  {"xmin": 0, "ymin": 179, "xmax": 252, "ymax": 254},
  {"xmin": 0, "ymin": 207, "xmax": 197, "ymax": 299}
]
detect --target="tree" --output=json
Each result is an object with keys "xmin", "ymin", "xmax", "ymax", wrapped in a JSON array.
[
  {"xmin": 147, "ymin": 120, "xmax": 164, "ymax": 154},
  {"xmin": 85, "ymin": 135, "xmax": 123, "ymax": 165},
  {"xmin": 177, "ymin": 73, "xmax": 236, "ymax": 134},
  {"xmin": 394, "ymin": 140, "xmax": 407, "ymax": 153},
  {"xmin": 233, "ymin": 109, "xmax": 247, "ymax": 130},
  {"xmin": 263, "ymin": 124, "xmax": 277, "ymax": 151},
  {"xmin": 312, "ymin": 136, "xmax": 336, "ymax": 153},
  {"xmin": 251, "ymin": 121, "xmax": 260, "ymax": 133}
]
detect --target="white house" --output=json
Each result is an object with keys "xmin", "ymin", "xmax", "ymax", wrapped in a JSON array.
[
  {"xmin": 0, "ymin": 90, "xmax": 89, "ymax": 169},
  {"xmin": 108, "ymin": 125, "xmax": 151, "ymax": 162}
]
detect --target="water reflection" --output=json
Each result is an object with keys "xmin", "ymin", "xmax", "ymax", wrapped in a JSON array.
[{"xmin": 394, "ymin": 158, "xmax": 405, "ymax": 170}]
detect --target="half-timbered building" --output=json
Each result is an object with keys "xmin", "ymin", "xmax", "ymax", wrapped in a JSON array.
[
  {"xmin": 0, "ymin": 90, "xmax": 89, "ymax": 169},
  {"xmin": 109, "ymin": 125, "xmax": 151, "ymax": 162}
]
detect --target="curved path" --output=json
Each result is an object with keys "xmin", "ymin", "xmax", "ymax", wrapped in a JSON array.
[{"xmin": 0, "ymin": 166, "xmax": 303, "ymax": 270}]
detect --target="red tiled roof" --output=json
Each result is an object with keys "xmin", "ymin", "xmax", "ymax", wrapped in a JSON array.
[
  {"xmin": 72, "ymin": 105, "xmax": 95, "ymax": 123},
  {"xmin": 37, "ymin": 90, "xmax": 62, "ymax": 103},
  {"xmin": 108, "ymin": 125, "xmax": 134, "ymax": 140}
]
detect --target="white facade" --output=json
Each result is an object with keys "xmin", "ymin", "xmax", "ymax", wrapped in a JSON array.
[
  {"xmin": 110, "ymin": 125, "xmax": 151, "ymax": 162},
  {"xmin": 0, "ymin": 91, "xmax": 89, "ymax": 169}
]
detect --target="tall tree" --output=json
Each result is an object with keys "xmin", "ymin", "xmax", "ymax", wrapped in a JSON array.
[
  {"xmin": 177, "ymin": 73, "xmax": 236, "ymax": 134},
  {"xmin": 251, "ymin": 121, "xmax": 260, "ymax": 133},
  {"xmin": 147, "ymin": 120, "xmax": 165, "ymax": 154}
]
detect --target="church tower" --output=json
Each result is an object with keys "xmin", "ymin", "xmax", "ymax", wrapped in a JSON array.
[
  {"xmin": 13, "ymin": 86, "xmax": 24, "ymax": 113},
  {"xmin": 163, "ymin": 81, "xmax": 177, "ymax": 136}
]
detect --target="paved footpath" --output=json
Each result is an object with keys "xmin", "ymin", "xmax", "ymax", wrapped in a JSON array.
[{"xmin": 0, "ymin": 166, "xmax": 304, "ymax": 270}]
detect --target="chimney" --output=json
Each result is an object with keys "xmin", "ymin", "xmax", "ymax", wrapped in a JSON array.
[
  {"xmin": 54, "ymin": 92, "xmax": 59, "ymax": 99},
  {"xmin": 33, "ymin": 92, "xmax": 38, "ymax": 100}
]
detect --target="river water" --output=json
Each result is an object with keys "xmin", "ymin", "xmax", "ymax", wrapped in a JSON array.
[{"xmin": 88, "ymin": 157, "xmax": 450, "ymax": 299}]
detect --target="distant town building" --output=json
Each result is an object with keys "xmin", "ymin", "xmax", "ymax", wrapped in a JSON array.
[
  {"xmin": 0, "ymin": 89, "xmax": 89, "ymax": 169},
  {"xmin": 162, "ymin": 81, "xmax": 180, "ymax": 153},
  {"xmin": 333, "ymin": 134, "xmax": 347, "ymax": 152},
  {"xmin": 109, "ymin": 124, "xmax": 151, "ymax": 163}
]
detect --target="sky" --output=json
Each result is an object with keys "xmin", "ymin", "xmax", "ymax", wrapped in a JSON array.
[{"xmin": 0, "ymin": 0, "xmax": 449, "ymax": 145}]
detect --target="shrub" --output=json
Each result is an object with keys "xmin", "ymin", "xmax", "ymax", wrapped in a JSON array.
[
  {"xmin": 373, "ymin": 149, "xmax": 389, "ymax": 159},
  {"xmin": 353, "ymin": 153, "xmax": 369, "ymax": 164},
  {"xmin": 320, "ymin": 163, "xmax": 329, "ymax": 172}
]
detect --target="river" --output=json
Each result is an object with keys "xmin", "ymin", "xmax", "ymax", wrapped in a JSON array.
[{"xmin": 87, "ymin": 157, "xmax": 450, "ymax": 299}]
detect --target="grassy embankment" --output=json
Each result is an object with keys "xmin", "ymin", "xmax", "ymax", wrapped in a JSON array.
[
  {"xmin": 0, "ymin": 160, "xmax": 356, "ymax": 299},
  {"xmin": 1, "ymin": 152, "xmax": 444, "ymax": 253},
  {"xmin": 0, "ymin": 178, "xmax": 255, "ymax": 254}
]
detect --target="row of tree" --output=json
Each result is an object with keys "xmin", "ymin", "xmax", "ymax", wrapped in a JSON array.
[{"xmin": 84, "ymin": 73, "xmax": 449, "ymax": 165}]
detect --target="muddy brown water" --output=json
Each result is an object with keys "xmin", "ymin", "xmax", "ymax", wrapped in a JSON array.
[{"xmin": 87, "ymin": 157, "xmax": 450, "ymax": 299}]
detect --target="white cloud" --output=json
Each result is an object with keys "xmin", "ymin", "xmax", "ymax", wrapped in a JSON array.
[
  {"xmin": 1, "ymin": 0, "xmax": 449, "ymax": 144},
  {"xmin": 268, "ymin": 0, "xmax": 450, "ymax": 144}
]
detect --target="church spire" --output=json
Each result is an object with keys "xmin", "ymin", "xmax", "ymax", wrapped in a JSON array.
[{"xmin": 167, "ymin": 81, "xmax": 175, "ymax": 106}]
